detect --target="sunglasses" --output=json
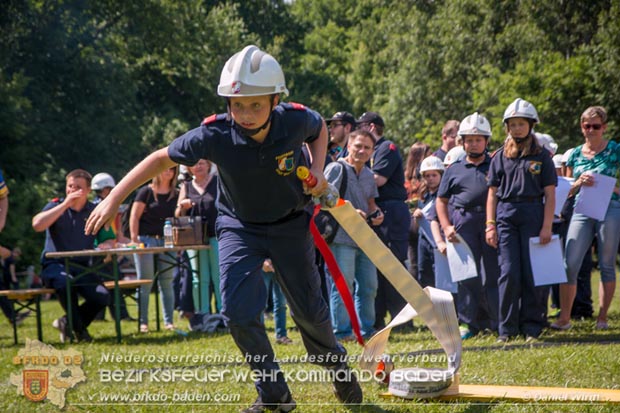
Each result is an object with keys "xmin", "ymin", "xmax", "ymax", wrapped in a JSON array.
[{"xmin": 583, "ymin": 123, "xmax": 603, "ymax": 131}]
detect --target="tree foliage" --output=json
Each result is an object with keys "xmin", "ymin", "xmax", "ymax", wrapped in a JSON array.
[{"xmin": 0, "ymin": 0, "xmax": 618, "ymax": 267}]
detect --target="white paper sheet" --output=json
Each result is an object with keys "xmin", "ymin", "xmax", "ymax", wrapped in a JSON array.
[
  {"xmin": 418, "ymin": 217, "xmax": 436, "ymax": 248},
  {"xmin": 574, "ymin": 173, "xmax": 616, "ymax": 221},
  {"xmin": 446, "ymin": 234, "xmax": 478, "ymax": 282},
  {"xmin": 529, "ymin": 234, "xmax": 567, "ymax": 286},
  {"xmin": 433, "ymin": 249, "xmax": 457, "ymax": 293},
  {"xmin": 554, "ymin": 176, "xmax": 574, "ymax": 217}
]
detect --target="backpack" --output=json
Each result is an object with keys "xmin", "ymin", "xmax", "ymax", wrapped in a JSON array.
[{"xmin": 314, "ymin": 162, "xmax": 348, "ymax": 244}]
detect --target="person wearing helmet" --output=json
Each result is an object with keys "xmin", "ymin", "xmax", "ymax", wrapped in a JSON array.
[
  {"xmin": 432, "ymin": 120, "xmax": 460, "ymax": 161},
  {"xmin": 412, "ymin": 156, "xmax": 444, "ymax": 289},
  {"xmin": 85, "ymin": 45, "xmax": 361, "ymax": 411},
  {"xmin": 444, "ymin": 145, "xmax": 466, "ymax": 167},
  {"xmin": 486, "ymin": 98, "xmax": 557, "ymax": 342},
  {"xmin": 436, "ymin": 112, "xmax": 499, "ymax": 340},
  {"xmin": 90, "ymin": 172, "xmax": 135, "ymax": 322},
  {"xmin": 91, "ymin": 172, "xmax": 116, "ymax": 202},
  {"xmin": 535, "ymin": 132, "xmax": 558, "ymax": 156}
]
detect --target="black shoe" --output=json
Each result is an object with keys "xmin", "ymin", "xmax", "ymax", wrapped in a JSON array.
[
  {"xmin": 332, "ymin": 365, "xmax": 363, "ymax": 404},
  {"xmin": 76, "ymin": 329, "xmax": 93, "ymax": 343},
  {"xmin": 241, "ymin": 392, "xmax": 296, "ymax": 413}
]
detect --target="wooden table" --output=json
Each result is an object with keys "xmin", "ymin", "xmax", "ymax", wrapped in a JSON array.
[{"xmin": 46, "ymin": 244, "xmax": 209, "ymax": 343}]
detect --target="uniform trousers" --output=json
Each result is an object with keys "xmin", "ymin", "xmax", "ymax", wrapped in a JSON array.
[
  {"xmin": 496, "ymin": 201, "xmax": 547, "ymax": 337},
  {"xmin": 217, "ymin": 213, "xmax": 347, "ymax": 404}
]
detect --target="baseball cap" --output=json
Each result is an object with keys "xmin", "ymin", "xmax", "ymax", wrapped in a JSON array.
[
  {"xmin": 357, "ymin": 111, "xmax": 384, "ymax": 127},
  {"xmin": 326, "ymin": 111, "xmax": 356, "ymax": 127}
]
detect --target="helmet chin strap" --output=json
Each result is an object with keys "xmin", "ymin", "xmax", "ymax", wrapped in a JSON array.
[{"xmin": 467, "ymin": 152, "xmax": 485, "ymax": 158}]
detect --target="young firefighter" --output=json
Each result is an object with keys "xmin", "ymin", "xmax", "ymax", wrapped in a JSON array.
[
  {"xmin": 486, "ymin": 98, "xmax": 556, "ymax": 342},
  {"xmin": 85, "ymin": 45, "xmax": 362, "ymax": 412},
  {"xmin": 412, "ymin": 156, "xmax": 444, "ymax": 288},
  {"xmin": 436, "ymin": 113, "xmax": 499, "ymax": 339}
]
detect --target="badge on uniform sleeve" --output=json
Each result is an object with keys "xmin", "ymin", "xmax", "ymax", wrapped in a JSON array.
[
  {"xmin": 275, "ymin": 151, "xmax": 295, "ymax": 176},
  {"xmin": 528, "ymin": 161, "xmax": 542, "ymax": 175}
]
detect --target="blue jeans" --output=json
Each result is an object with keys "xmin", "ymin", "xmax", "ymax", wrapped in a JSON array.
[
  {"xmin": 134, "ymin": 236, "xmax": 176, "ymax": 325},
  {"xmin": 263, "ymin": 271, "xmax": 288, "ymax": 339},
  {"xmin": 188, "ymin": 237, "xmax": 220, "ymax": 314},
  {"xmin": 565, "ymin": 200, "xmax": 620, "ymax": 284},
  {"xmin": 329, "ymin": 243, "xmax": 378, "ymax": 338}
]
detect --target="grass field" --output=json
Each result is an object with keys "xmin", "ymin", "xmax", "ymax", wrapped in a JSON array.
[{"xmin": 1, "ymin": 271, "xmax": 619, "ymax": 413}]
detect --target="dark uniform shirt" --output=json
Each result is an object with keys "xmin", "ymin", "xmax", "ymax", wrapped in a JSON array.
[
  {"xmin": 168, "ymin": 103, "xmax": 321, "ymax": 224},
  {"xmin": 371, "ymin": 137, "xmax": 407, "ymax": 202},
  {"xmin": 488, "ymin": 147, "xmax": 557, "ymax": 200},
  {"xmin": 438, "ymin": 155, "xmax": 491, "ymax": 208},
  {"xmin": 40, "ymin": 200, "xmax": 97, "ymax": 265}
]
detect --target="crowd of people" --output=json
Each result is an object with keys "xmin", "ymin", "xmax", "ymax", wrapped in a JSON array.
[{"xmin": 1, "ymin": 45, "xmax": 619, "ymax": 412}]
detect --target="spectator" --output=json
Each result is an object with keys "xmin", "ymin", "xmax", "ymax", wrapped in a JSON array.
[
  {"xmin": 86, "ymin": 46, "xmax": 362, "ymax": 410},
  {"xmin": 175, "ymin": 159, "xmax": 219, "ymax": 315},
  {"xmin": 324, "ymin": 129, "xmax": 383, "ymax": 341},
  {"xmin": 0, "ymin": 166, "xmax": 8, "ymax": 233},
  {"xmin": 262, "ymin": 259, "xmax": 292, "ymax": 345},
  {"xmin": 326, "ymin": 111, "xmax": 356, "ymax": 161},
  {"xmin": 357, "ymin": 111, "xmax": 411, "ymax": 331},
  {"xmin": 486, "ymin": 98, "xmax": 556, "ymax": 342},
  {"xmin": 404, "ymin": 142, "xmax": 431, "ymax": 279},
  {"xmin": 91, "ymin": 172, "xmax": 134, "ymax": 322},
  {"xmin": 2, "ymin": 247, "xmax": 21, "ymax": 289},
  {"xmin": 32, "ymin": 169, "xmax": 114, "ymax": 342},
  {"xmin": 432, "ymin": 120, "xmax": 460, "ymax": 161},
  {"xmin": 130, "ymin": 166, "xmax": 179, "ymax": 333},
  {"xmin": 552, "ymin": 106, "xmax": 620, "ymax": 331}
]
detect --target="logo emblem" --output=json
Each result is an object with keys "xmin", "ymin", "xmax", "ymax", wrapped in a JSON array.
[
  {"xmin": 232, "ymin": 81, "xmax": 241, "ymax": 94},
  {"xmin": 275, "ymin": 151, "xmax": 295, "ymax": 176},
  {"xmin": 528, "ymin": 161, "xmax": 542, "ymax": 175},
  {"xmin": 23, "ymin": 370, "xmax": 49, "ymax": 402}
]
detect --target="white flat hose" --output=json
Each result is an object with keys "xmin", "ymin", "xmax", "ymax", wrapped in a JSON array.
[{"xmin": 328, "ymin": 201, "xmax": 461, "ymax": 397}]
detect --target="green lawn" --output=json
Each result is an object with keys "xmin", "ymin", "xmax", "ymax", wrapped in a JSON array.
[{"xmin": 1, "ymin": 272, "xmax": 619, "ymax": 413}]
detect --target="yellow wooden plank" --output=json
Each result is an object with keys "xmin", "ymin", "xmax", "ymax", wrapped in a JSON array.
[{"xmin": 438, "ymin": 384, "xmax": 620, "ymax": 403}]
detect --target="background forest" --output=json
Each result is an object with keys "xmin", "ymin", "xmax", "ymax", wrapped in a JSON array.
[{"xmin": 1, "ymin": 0, "xmax": 619, "ymax": 268}]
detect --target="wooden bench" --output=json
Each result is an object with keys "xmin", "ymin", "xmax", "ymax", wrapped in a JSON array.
[
  {"xmin": 102, "ymin": 279, "xmax": 152, "ymax": 290},
  {"xmin": 102, "ymin": 280, "xmax": 153, "ymax": 333},
  {"xmin": 0, "ymin": 288, "xmax": 55, "ymax": 345}
]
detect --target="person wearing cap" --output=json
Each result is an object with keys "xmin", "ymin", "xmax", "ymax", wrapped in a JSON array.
[
  {"xmin": 436, "ymin": 113, "xmax": 499, "ymax": 339},
  {"xmin": 357, "ymin": 111, "xmax": 412, "ymax": 331},
  {"xmin": 84, "ymin": 45, "xmax": 362, "ymax": 411},
  {"xmin": 432, "ymin": 120, "xmax": 461, "ymax": 161},
  {"xmin": 326, "ymin": 111, "xmax": 356, "ymax": 161},
  {"xmin": 486, "ymin": 98, "xmax": 556, "ymax": 342},
  {"xmin": 553, "ymin": 106, "xmax": 620, "ymax": 331}
]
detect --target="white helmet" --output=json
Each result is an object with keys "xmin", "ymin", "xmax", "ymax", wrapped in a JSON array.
[
  {"xmin": 535, "ymin": 132, "xmax": 558, "ymax": 155},
  {"xmin": 217, "ymin": 45, "xmax": 289, "ymax": 97},
  {"xmin": 552, "ymin": 154, "xmax": 563, "ymax": 169},
  {"xmin": 561, "ymin": 147, "xmax": 574, "ymax": 164},
  {"xmin": 420, "ymin": 156, "xmax": 445, "ymax": 173},
  {"xmin": 444, "ymin": 146, "xmax": 466, "ymax": 166},
  {"xmin": 91, "ymin": 173, "xmax": 115, "ymax": 190},
  {"xmin": 458, "ymin": 112, "xmax": 492, "ymax": 137},
  {"xmin": 503, "ymin": 98, "xmax": 539, "ymax": 123}
]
